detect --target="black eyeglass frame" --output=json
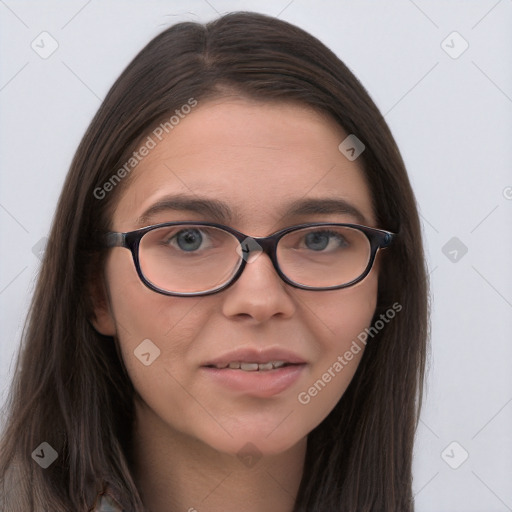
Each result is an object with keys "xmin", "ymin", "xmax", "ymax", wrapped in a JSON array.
[{"xmin": 104, "ymin": 221, "xmax": 396, "ymax": 297}]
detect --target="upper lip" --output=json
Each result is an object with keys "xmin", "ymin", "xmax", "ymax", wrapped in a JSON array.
[{"xmin": 202, "ymin": 347, "xmax": 307, "ymax": 367}]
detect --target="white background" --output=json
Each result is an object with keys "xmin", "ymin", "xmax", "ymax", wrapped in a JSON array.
[{"xmin": 1, "ymin": 1, "xmax": 511, "ymax": 511}]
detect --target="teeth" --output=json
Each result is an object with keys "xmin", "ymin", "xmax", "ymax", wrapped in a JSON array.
[
  {"xmin": 240, "ymin": 362, "xmax": 259, "ymax": 371},
  {"xmin": 214, "ymin": 361, "xmax": 290, "ymax": 371}
]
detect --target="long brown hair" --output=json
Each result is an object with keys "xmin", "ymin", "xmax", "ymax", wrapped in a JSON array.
[{"xmin": 0, "ymin": 12, "xmax": 429, "ymax": 511}]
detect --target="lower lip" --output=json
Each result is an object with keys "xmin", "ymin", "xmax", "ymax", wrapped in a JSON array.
[{"xmin": 200, "ymin": 364, "xmax": 306, "ymax": 397}]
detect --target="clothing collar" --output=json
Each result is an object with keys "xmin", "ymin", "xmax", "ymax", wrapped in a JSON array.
[{"xmin": 91, "ymin": 482, "xmax": 125, "ymax": 511}]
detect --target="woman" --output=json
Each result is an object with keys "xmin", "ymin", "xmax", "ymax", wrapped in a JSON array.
[{"xmin": 0, "ymin": 11, "xmax": 429, "ymax": 512}]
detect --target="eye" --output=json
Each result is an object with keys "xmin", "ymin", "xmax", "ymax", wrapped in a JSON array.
[
  {"xmin": 167, "ymin": 228, "xmax": 211, "ymax": 252},
  {"xmin": 303, "ymin": 230, "xmax": 349, "ymax": 251}
]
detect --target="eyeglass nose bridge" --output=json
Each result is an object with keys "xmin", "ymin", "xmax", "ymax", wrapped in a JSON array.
[
  {"xmin": 230, "ymin": 232, "xmax": 292, "ymax": 290},
  {"xmin": 236, "ymin": 233, "xmax": 279, "ymax": 262},
  {"xmin": 238, "ymin": 229, "xmax": 303, "ymax": 275}
]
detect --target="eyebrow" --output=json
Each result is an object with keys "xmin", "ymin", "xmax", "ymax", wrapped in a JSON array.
[
  {"xmin": 285, "ymin": 197, "xmax": 369, "ymax": 225},
  {"xmin": 134, "ymin": 194, "xmax": 369, "ymax": 227},
  {"xmin": 135, "ymin": 196, "xmax": 236, "ymax": 226}
]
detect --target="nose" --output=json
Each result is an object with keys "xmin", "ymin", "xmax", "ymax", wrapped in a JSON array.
[{"xmin": 221, "ymin": 250, "xmax": 296, "ymax": 323}]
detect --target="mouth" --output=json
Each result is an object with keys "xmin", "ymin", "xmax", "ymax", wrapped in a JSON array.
[
  {"xmin": 204, "ymin": 361, "xmax": 298, "ymax": 371},
  {"xmin": 200, "ymin": 348, "xmax": 307, "ymax": 397},
  {"xmin": 201, "ymin": 360, "xmax": 307, "ymax": 397}
]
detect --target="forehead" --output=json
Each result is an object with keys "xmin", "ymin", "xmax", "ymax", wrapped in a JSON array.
[{"xmin": 112, "ymin": 97, "xmax": 376, "ymax": 232}]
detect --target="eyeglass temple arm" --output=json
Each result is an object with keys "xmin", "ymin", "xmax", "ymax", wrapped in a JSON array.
[
  {"xmin": 380, "ymin": 231, "xmax": 395, "ymax": 248},
  {"xmin": 104, "ymin": 232, "xmax": 126, "ymax": 248}
]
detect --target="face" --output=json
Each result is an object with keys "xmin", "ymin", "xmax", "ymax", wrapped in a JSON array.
[{"xmin": 93, "ymin": 97, "xmax": 380, "ymax": 457}]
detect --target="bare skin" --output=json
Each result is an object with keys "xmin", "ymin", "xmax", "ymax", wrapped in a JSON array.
[{"xmin": 92, "ymin": 97, "xmax": 380, "ymax": 512}]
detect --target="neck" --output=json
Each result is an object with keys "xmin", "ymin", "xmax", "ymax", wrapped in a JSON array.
[{"xmin": 131, "ymin": 400, "xmax": 306, "ymax": 512}]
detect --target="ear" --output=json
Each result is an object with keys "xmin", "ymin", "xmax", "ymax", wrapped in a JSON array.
[{"xmin": 88, "ymin": 273, "xmax": 117, "ymax": 336}]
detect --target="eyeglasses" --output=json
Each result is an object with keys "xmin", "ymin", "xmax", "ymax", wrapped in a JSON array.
[{"xmin": 104, "ymin": 222, "xmax": 396, "ymax": 297}]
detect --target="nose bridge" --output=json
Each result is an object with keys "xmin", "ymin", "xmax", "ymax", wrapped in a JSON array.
[
  {"xmin": 222, "ymin": 232, "xmax": 296, "ymax": 321},
  {"xmin": 247, "ymin": 234, "xmax": 280, "ymax": 271}
]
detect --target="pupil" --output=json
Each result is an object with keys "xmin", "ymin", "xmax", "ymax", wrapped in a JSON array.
[
  {"xmin": 305, "ymin": 232, "xmax": 329, "ymax": 251},
  {"xmin": 177, "ymin": 229, "xmax": 202, "ymax": 251}
]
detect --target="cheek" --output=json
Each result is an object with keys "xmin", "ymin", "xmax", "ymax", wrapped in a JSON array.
[
  {"xmin": 103, "ymin": 250, "xmax": 205, "ymax": 384},
  {"xmin": 293, "ymin": 268, "xmax": 378, "ymax": 425},
  {"xmin": 299, "ymin": 266, "xmax": 378, "ymax": 346},
  {"xmin": 104, "ymin": 253, "xmax": 219, "ymax": 443}
]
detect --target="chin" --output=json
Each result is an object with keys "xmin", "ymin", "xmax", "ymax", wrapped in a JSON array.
[{"xmin": 199, "ymin": 423, "xmax": 306, "ymax": 459}]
